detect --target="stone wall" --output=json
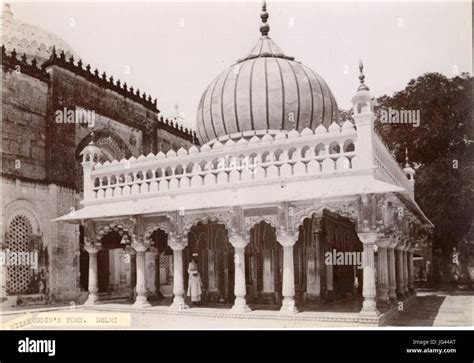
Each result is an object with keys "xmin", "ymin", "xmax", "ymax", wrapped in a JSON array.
[
  {"xmin": 1, "ymin": 69, "xmax": 48, "ymax": 181},
  {"xmin": 157, "ymin": 128, "xmax": 195, "ymax": 153},
  {"xmin": 47, "ymin": 183, "xmax": 81, "ymax": 302},
  {"xmin": 1, "ymin": 177, "xmax": 80, "ymax": 304},
  {"xmin": 1, "ymin": 55, "xmax": 197, "ymax": 307},
  {"xmin": 44, "ymin": 66, "xmax": 159, "ymax": 188}
]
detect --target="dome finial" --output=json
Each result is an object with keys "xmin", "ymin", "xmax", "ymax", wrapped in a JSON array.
[
  {"xmin": 3, "ymin": 3, "xmax": 13, "ymax": 22},
  {"xmin": 403, "ymin": 146, "xmax": 416, "ymax": 186},
  {"xmin": 358, "ymin": 60, "xmax": 369, "ymax": 91},
  {"xmin": 260, "ymin": 0, "xmax": 270, "ymax": 36}
]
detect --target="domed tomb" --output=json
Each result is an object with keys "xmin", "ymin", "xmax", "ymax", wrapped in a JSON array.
[
  {"xmin": 1, "ymin": 3, "xmax": 79, "ymax": 64},
  {"xmin": 196, "ymin": 3, "xmax": 339, "ymax": 144}
]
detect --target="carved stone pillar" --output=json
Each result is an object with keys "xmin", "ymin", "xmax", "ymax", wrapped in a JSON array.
[
  {"xmin": 395, "ymin": 244, "xmax": 405, "ymax": 300},
  {"xmin": 131, "ymin": 236, "xmax": 151, "ymax": 308},
  {"xmin": 358, "ymin": 232, "xmax": 379, "ymax": 317},
  {"xmin": 277, "ymin": 230, "xmax": 298, "ymax": 314},
  {"xmin": 375, "ymin": 238, "xmax": 390, "ymax": 304},
  {"xmin": 403, "ymin": 244, "xmax": 410, "ymax": 295},
  {"xmin": 84, "ymin": 238, "xmax": 102, "ymax": 306},
  {"xmin": 408, "ymin": 247, "xmax": 416, "ymax": 295},
  {"xmin": 153, "ymin": 249, "xmax": 164, "ymax": 299},
  {"xmin": 325, "ymin": 264, "xmax": 334, "ymax": 302},
  {"xmin": 387, "ymin": 239, "xmax": 397, "ymax": 302},
  {"xmin": 325, "ymin": 241, "xmax": 334, "ymax": 302},
  {"xmin": 129, "ymin": 250, "xmax": 137, "ymax": 301},
  {"xmin": 229, "ymin": 233, "xmax": 250, "ymax": 313},
  {"xmin": 168, "ymin": 237, "xmax": 188, "ymax": 310}
]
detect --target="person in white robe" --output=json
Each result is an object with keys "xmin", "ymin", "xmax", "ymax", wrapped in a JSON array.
[{"xmin": 187, "ymin": 254, "xmax": 203, "ymax": 305}]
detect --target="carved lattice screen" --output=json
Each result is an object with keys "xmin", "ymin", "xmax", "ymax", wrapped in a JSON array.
[{"xmin": 6, "ymin": 215, "xmax": 33, "ymax": 295}]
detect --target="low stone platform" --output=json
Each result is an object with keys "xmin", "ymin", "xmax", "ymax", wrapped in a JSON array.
[
  {"xmin": 80, "ymin": 299, "xmax": 401, "ymax": 326},
  {"xmin": 1, "ymin": 294, "xmax": 414, "ymax": 327}
]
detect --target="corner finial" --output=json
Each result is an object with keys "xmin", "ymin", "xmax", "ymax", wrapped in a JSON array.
[
  {"xmin": 358, "ymin": 60, "xmax": 369, "ymax": 91},
  {"xmin": 260, "ymin": 0, "xmax": 270, "ymax": 36},
  {"xmin": 403, "ymin": 146, "xmax": 415, "ymax": 186}
]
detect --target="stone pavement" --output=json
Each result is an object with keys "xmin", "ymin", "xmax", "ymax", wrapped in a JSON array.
[{"xmin": 390, "ymin": 288, "xmax": 473, "ymax": 327}]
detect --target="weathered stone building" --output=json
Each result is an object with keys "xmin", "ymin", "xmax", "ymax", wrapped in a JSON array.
[{"xmin": 1, "ymin": 3, "xmax": 196, "ymax": 307}]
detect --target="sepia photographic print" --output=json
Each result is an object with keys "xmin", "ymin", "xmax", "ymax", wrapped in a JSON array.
[{"xmin": 0, "ymin": 0, "xmax": 472, "ymax": 361}]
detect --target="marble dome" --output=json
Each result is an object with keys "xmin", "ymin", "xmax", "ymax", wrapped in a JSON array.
[
  {"xmin": 196, "ymin": 4, "xmax": 339, "ymax": 144},
  {"xmin": 1, "ymin": 3, "xmax": 79, "ymax": 64}
]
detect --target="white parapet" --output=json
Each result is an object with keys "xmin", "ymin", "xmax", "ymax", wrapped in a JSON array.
[
  {"xmin": 84, "ymin": 126, "xmax": 359, "ymax": 203},
  {"xmin": 79, "ymin": 124, "xmax": 413, "ymax": 209}
]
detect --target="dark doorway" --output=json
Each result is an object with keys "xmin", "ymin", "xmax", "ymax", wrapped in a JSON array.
[
  {"xmin": 150, "ymin": 229, "xmax": 172, "ymax": 298},
  {"xmin": 79, "ymin": 225, "xmax": 88, "ymax": 291},
  {"xmin": 97, "ymin": 249, "xmax": 110, "ymax": 293},
  {"xmin": 187, "ymin": 223, "xmax": 234, "ymax": 304},
  {"xmin": 245, "ymin": 221, "xmax": 282, "ymax": 305}
]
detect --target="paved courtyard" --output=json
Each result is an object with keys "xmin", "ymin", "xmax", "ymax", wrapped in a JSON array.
[
  {"xmin": 390, "ymin": 288, "xmax": 473, "ymax": 327},
  {"xmin": 1, "ymin": 288, "xmax": 472, "ymax": 329}
]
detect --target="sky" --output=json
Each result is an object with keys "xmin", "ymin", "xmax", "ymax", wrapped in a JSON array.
[{"xmin": 6, "ymin": 1, "xmax": 472, "ymax": 129}]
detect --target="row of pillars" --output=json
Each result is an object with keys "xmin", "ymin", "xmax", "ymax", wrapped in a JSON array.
[
  {"xmin": 358, "ymin": 233, "xmax": 416, "ymax": 318},
  {"xmin": 82, "ymin": 231, "xmax": 304, "ymax": 313},
  {"xmin": 83, "ymin": 237, "xmax": 152, "ymax": 308},
  {"xmin": 167, "ymin": 231, "xmax": 301, "ymax": 313},
  {"xmin": 375, "ymin": 237, "xmax": 416, "ymax": 305},
  {"xmin": 83, "ymin": 231, "xmax": 416, "ymax": 317}
]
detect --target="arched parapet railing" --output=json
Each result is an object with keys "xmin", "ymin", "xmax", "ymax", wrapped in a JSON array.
[
  {"xmin": 79, "ymin": 125, "xmax": 409, "ymax": 204},
  {"xmin": 372, "ymin": 132, "xmax": 413, "ymax": 194}
]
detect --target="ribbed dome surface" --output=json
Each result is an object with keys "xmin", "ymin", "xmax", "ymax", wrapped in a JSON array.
[
  {"xmin": 196, "ymin": 35, "xmax": 339, "ymax": 144},
  {"xmin": 1, "ymin": 3, "xmax": 79, "ymax": 64}
]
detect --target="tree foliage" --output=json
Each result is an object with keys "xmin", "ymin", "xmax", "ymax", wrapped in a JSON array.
[{"xmin": 373, "ymin": 72, "xmax": 473, "ymax": 254}]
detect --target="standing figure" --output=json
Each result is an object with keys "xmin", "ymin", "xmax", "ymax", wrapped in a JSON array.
[{"xmin": 187, "ymin": 253, "xmax": 203, "ymax": 305}]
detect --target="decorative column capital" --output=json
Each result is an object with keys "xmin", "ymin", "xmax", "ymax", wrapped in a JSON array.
[
  {"xmin": 375, "ymin": 236, "xmax": 390, "ymax": 249},
  {"xmin": 387, "ymin": 234, "xmax": 399, "ymax": 250},
  {"xmin": 395, "ymin": 238, "xmax": 406, "ymax": 251},
  {"xmin": 312, "ymin": 218, "xmax": 323, "ymax": 235},
  {"xmin": 277, "ymin": 228, "xmax": 298, "ymax": 247},
  {"xmin": 131, "ymin": 235, "xmax": 150, "ymax": 253},
  {"xmin": 403, "ymin": 239, "xmax": 412, "ymax": 251},
  {"xmin": 168, "ymin": 234, "xmax": 187, "ymax": 251},
  {"xmin": 357, "ymin": 232, "xmax": 377, "ymax": 246},
  {"xmin": 228, "ymin": 230, "xmax": 249, "ymax": 250},
  {"xmin": 84, "ymin": 238, "xmax": 102, "ymax": 254}
]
